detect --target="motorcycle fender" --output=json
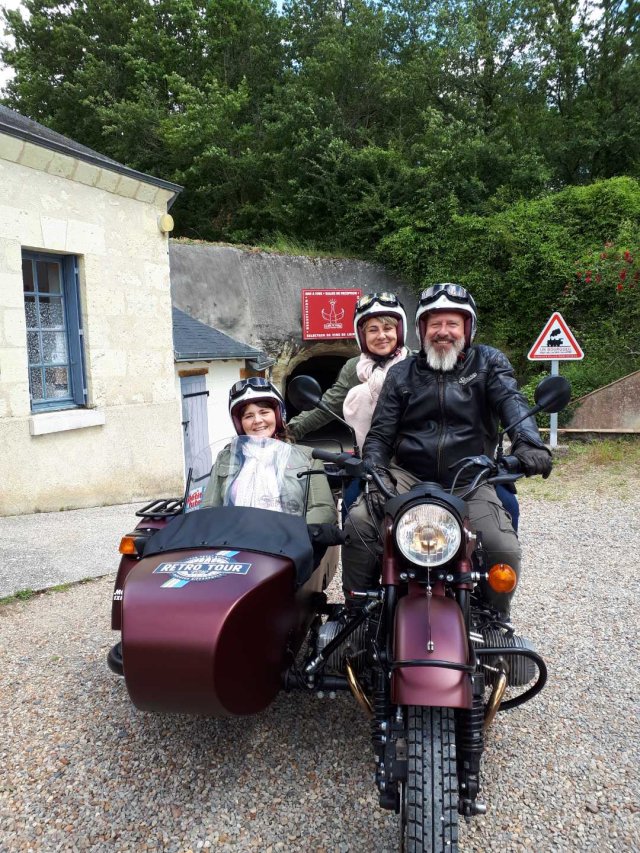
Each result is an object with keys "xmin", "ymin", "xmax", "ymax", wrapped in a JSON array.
[{"xmin": 392, "ymin": 595, "xmax": 472, "ymax": 709}]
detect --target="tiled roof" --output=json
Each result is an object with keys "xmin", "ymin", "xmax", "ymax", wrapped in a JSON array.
[
  {"xmin": 0, "ymin": 104, "xmax": 182, "ymax": 196},
  {"xmin": 172, "ymin": 307, "xmax": 264, "ymax": 362}
]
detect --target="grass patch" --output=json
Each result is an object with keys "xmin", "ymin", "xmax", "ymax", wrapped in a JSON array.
[
  {"xmin": 0, "ymin": 576, "xmax": 100, "ymax": 607},
  {"xmin": 256, "ymin": 234, "xmax": 361, "ymax": 259},
  {"xmin": 518, "ymin": 436, "xmax": 640, "ymax": 499},
  {"xmin": 172, "ymin": 235, "xmax": 362, "ymax": 260}
]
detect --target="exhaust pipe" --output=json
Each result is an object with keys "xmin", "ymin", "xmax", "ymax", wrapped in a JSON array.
[
  {"xmin": 483, "ymin": 658, "xmax": 508, "ymax": 730},
  {"xmin": 345, "ymin": 659, "xmax": 374, "ymax": 718}
]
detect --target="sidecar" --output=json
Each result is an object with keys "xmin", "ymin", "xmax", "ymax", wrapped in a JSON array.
[{"xmin": 110, "ymin": 502, "xmax": 338, "ymax": 717}]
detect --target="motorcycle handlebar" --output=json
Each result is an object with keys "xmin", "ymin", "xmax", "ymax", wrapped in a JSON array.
[
  {"xmin": 310, "ymin": 449, "xmax": 395, "ymax": 497},
  {"xmin": 500, "ymin": 455, "xmax": 522, "ymax": 474},
  {"xmin": 311, "ymin": 448, "xmax": 352, "ymax": 464},
  {"xmin": 311, "ymin": 448, "xmax": 523, "ymax": 495}
]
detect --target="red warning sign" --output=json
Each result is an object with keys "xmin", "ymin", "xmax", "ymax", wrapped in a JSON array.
[{"xmin": 528, "ymin": 312, "xmax": 584, "ymax": 361}]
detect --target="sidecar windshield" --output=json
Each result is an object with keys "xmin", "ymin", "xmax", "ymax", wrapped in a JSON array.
[{"xmin": 184, "ymin": 436, "xmax": 313, "ymax": 518}]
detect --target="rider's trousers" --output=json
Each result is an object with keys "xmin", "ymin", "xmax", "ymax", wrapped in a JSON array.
[{"xmin": 341, "ymin": 465, "xmax": 521, "ymax": 616}]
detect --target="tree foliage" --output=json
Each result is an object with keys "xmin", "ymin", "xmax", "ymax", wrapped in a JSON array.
[{"xmin": 1, "ymin": 0, "xmax": 639, "ymax": 389}]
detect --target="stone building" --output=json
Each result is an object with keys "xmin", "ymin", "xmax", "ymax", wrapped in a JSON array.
[
  {"xmin": 172, "ymin": 306, "xmax": 267, "ymax": 475},
  {"xmin": 0, "ymin": 105, "xmax": 185, "ymax": 515},
  {"xmin": 0, "ymin": 106, "xmax": 417, "ymax": 516}
]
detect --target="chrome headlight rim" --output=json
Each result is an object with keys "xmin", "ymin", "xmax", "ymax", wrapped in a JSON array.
[{"xmin": 393, "ymin": 500, "xmax": 463, "ymax": 567}]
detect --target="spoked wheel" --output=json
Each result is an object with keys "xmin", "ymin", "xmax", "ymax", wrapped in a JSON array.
[{"xmin": 401, "ymin": 706, "xmax": 458, "ymax": 852}]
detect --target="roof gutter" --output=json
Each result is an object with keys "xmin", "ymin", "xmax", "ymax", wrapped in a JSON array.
[
  {"xmin": 0, "ymin": 120, "xmax": 183, "ymax": 206},
  {"xmin": 174, "ymin": 351, "xmax": 264, "ymax": 362}
]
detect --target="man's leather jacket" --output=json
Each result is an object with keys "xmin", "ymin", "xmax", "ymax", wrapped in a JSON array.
[{"xmin": 363, "ymin": 345, "xmax": 546, "ymax": 487}]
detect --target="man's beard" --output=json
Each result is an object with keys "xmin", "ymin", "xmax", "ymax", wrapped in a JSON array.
[{"xmin": 424, "ymin": 336, "xmax": 465, "ymax": 371}]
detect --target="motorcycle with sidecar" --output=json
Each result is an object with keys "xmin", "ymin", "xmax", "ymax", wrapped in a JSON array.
[{"xmin": 107, "ymin": 374, "xmax": 571, "ymax": 852}]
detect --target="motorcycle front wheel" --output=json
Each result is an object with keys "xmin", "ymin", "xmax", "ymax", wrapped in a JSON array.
[{"xmin": 401, "ymin": 705, "xmax": 459, "ymax": 853}]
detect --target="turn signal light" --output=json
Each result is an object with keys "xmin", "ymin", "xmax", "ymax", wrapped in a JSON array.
[
  {"xmin": 487, "ymin": 563, "xmax": 517, "ymax": 593},
  {"xmin": 119, "ymin": 535, "xmax": 142, "ymax": 556}
]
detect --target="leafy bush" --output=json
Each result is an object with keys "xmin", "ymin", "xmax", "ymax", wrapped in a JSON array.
[{"xmin": 377, "ymin": 177, "xmax": 640, "ymax": 387}]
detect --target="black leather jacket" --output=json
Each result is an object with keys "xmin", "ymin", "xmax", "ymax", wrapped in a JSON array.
[{"xmin": 363, "ymin": 345, "xmax": 546, "ymax": 487}]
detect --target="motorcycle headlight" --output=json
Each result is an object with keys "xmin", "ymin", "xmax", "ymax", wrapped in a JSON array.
[{"xmin": 395, "ymin": 504, "xmax": 462, "ymax": 567}]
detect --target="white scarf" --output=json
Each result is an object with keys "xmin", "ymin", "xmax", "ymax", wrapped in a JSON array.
[
  {"xmin": 231, "ymin": 438, "xmax": 290, "ymax": 511},
  {"xmin": 342, "ymin": 347, "xmax": 409, "ymax": 449}
]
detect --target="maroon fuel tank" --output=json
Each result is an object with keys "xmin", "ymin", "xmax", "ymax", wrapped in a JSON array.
[
  {"xmin": 121, "ymin": 547, "xmax": 299, "ymax": 717},
  {"xmin": 392, "ymin": 591, "xmax": 472, "ymax": 709}
]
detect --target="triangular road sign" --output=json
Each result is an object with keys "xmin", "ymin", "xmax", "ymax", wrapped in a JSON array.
[{"xmin": 528, "ymin": 312, "xmax": 584, "ymax": 360}]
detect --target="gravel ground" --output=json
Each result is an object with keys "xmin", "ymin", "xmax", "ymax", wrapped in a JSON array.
[{"xmin": 1, "ymin": 491, "xmax": 639, "ymax": 852}]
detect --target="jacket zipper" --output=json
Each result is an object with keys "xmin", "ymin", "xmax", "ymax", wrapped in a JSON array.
[{"xmin": 436, "ymin": 373, "xmax": 446, "ymax": 480}]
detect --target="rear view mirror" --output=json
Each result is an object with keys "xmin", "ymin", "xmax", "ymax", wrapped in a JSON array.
[
  {"xmin": 287, "ymin": 376, "xmax": 323, "ymax": 411},
  {"xmin": 533, "ymin": 376, "xmax": 572, "ymax": 414}
]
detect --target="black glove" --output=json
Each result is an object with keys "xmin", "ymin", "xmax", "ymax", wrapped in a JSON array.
[
  {"xmin": 307, "ymin": 523, "xmax": 346, "ymax": 546},
  {"xmin": 366, "ymin": 466, "xmax": 398, "ymax": 517},
  {"xmin": 512, "ymin": 441, "xmax": 553, "ymax": 479}
]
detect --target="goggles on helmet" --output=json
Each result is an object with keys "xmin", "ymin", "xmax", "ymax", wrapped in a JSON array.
[
  {"xmin": 355, "ymin": 292, "xmax": 402, "ymax": 312},
  {"xmin": 419, "ymin": 284, "xmax": 474, "ymax": 307},
  {"xmin": 229, "ymin": 377, "xmax": 278, "ymax": 402}
]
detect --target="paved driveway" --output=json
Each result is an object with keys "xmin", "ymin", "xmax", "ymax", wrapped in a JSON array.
[{"xmin": 0, "ymin": 502, "xmax": 142, "ymax": 598}]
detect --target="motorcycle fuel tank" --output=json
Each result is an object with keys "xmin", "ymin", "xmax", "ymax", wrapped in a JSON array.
[{"xmin": 121, "ymin": 547, "xmax": 297, "ymax": 717}]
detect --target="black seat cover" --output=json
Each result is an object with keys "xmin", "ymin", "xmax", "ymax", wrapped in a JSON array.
[{"xmin": 143, "ymin": 505, "xmax": 315, "ymax": 587}]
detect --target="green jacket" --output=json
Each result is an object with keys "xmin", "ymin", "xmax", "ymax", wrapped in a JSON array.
[
  {"xmin": 288, "ymin": 356, "xmax": 360, "ymax": 439},
  {"xmin": 201, "ymin": 440, "xmax": 336, "ymax": 526}
]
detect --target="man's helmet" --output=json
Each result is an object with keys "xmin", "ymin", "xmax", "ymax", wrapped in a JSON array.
[
  {"xmin": 228, "ymin": 377, "xmax": 286, "ymax": 435},
  {"xmin": 353, "ymin": 292, "xmax": 407, "ymax": 354},
  {"xmin": 415, "ymin": 283, "xmax": 478, "ymax": 348}
]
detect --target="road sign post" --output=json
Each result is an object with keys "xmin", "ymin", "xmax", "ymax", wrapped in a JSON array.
[
  {"xmin": 528, "ymin": 312, "xmax": 583, "ymax": 449},
  {"xmin": 549, "ymin": 359, "xmax": 559, "ymax": 448}
]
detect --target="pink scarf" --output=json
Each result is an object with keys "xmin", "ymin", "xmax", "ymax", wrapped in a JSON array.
[{"xmin": 342, "ymin": 347, "xmax": 408, "ymax": 449}]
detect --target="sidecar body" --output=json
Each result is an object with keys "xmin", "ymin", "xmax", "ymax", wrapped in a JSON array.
[{"xmin": 110, "ymin": 504, "xmax": 338, "ymax": 717}]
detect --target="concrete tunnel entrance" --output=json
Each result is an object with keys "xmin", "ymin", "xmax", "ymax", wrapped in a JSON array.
[{"xmin": 285, "ymin": 353, "xmax": 353, "ymax": 446}]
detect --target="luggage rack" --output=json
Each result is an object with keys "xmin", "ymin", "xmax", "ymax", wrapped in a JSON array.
[{"xmin": 135, "ymin": 497, "xmax": 184, "ymax": 518}]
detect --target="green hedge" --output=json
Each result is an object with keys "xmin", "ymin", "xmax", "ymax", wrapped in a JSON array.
[{"xmin": 377, "ymin": 177, "xmax": 640, "ymax": 391}]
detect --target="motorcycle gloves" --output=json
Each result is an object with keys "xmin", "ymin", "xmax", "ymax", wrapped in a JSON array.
[
  {"xmin": 512, "ymin": 440, "xmax": 553, "ymax": 479},
  {"xmin": 365, "ymin": 465, "xmax": 398, "ymax": 517},
  {"xmin": 307, "ymin": 523, "xmax": 346, "ymax": 546}
]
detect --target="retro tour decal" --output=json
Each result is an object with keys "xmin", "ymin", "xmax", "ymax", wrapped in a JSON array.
[{"xmin": 153, "ymin": 551, "xmax": 252, "ymax": 588}]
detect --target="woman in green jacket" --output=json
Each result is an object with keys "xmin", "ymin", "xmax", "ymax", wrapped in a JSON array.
[{"xmin": 201, "ymin": 377, "xmax": 336, "ymax": 527}]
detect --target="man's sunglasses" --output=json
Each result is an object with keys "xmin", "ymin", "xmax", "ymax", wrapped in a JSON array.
[{"xmin": 419, "ymin": 284, "xmax": 472, "ymax": 306}]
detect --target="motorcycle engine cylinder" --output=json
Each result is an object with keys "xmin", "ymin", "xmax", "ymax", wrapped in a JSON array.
[
  {"xmin": 316, "ymin": 618, "xmax": 367, "ymax": 675},
  {"xmin": 478, "ymin": 630, "xmax": 537, "ymax": 687}
]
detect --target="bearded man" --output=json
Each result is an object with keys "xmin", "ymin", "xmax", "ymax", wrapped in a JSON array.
[{"xmin": 341, "ymin": 283, "xmax": 552, "ymax": 617}]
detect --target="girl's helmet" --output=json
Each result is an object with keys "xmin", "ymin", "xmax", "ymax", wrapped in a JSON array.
[
  {"xmin": 414, "ymin": 283, "xmax": 478, "ymax": 348},
  {"xmin": 228, "ymin": 377, "xmax": 286, "ymax": 435},
  {"xmin": 353, "ymin": 292, "xmax": 407, "ymax": 354}
]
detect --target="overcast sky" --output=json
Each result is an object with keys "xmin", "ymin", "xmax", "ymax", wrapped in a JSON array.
[{"xmin": 0, "ymin": 0, "xmax": 24, "ymax": 91}]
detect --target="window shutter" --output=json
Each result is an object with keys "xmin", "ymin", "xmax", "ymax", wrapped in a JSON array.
[{"xmin": 63, "ymin": 256, "xmax": 87, "ymax": 406}]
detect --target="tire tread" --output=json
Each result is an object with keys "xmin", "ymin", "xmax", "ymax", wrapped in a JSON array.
[{"xmin": 405, "ymin": 706, "xmax": 458, "ymax": 852}]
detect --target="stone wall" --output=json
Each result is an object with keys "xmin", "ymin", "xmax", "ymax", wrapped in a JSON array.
[
  {"xmin": 566, "ymin": 370, "xmax": 640, "ymax": 431},
  {"xmin": 169, "ymin": 241, "xmax": 419, "ymax": 382},
  {"xmin": 0, "ymin": 133, "xmax": 184, "ymax": 515}
]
